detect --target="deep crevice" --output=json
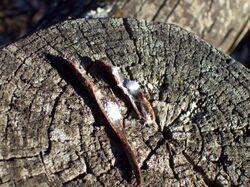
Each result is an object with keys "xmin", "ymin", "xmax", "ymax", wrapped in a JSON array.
[
  {"xmin": 39, "ymin": 151, "xmax": 49, "ymax": 179},
  {"xmin": 141, "ymin": 137, "xmax": 166, "ymax": 170},
  {"xmin": 166, "ymin": 143, "xmax": 179, "ymax": 180},
  {"xmin": 183, "ymin": 151, "xmax": 223, "ymax": 187},
  {"xmin": 44, "ymin": 83, "xmax": 67, "ymax": 155},
  {"xmin": 76, "ymin": 20, "xmax": 96, "ymax": 56},
  {"xmin": 44, "ymin": 54, "xmax": 134, "ymax": 185},
  {"xmin": 123, "ymin": 18, "xmax": 142, "ymax": 65},
  {"xmin": 83, "ymin": 156, "xmax": 105, "ymax": 187}
]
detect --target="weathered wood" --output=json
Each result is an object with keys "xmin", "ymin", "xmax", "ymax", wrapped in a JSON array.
[
  {"xmin": 0, "ymin": 18, "xmax": 249, "ymax": 186},
  {"xmin": 30, "ymin": 0, "xmax": 250, "ymax": 54},
  {"xmin": 112, "ymin": 0, "xmax": 250, "ymax": 53}
]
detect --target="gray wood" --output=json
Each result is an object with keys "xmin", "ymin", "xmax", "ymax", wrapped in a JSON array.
[
  {"xmin": 31, "ymin": 0, "xmax": 250, "ymax": 54},
  {"xmin": 113, "ymin": 0, "xmax": 250, "ymax": 53},
  {"xmin": 0, "ymin": 18, "xmax": 249, "ymax": 186}
]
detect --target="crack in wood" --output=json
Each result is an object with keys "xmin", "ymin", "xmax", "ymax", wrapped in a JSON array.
[
  {"xmin": 44, "ymin": 84, "xmax": 67, "ymax": 155},
  {"xmin": 0, "ymin": 18, "xmax": 249, "ymax": 186},
  {"xmin": 182, "ymin": 151, "xmax": 224, "ymax": 187},
  {"xmin": 123, "ymin": 18, "xmax": 142, "ymax": 65}
]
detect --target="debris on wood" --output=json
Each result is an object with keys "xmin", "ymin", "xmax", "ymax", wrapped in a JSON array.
[
  {"xmin": 61, "ymin": 57, "xmax": 143, "ymax": 187},
  {"xmin": 95, "ymin": 57, "xmax": 156, "ymax": 125}
]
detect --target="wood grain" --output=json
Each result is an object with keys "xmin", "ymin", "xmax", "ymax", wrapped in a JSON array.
[{"xmin": 0, "ymin": 18, "xmax": 249, "ymax": 186}]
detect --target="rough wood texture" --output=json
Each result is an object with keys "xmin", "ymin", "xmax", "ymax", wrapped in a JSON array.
[
  {"xmin": 113, "ymin": 0, "xmax": 250, "ymax": 53},
  {"xmin": 0, "ymin": 18, "xmax": 249, "ymax": 186}
]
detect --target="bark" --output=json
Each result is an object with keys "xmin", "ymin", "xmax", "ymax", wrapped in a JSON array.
[{"xmin": 0, "ymin": 18, "xmax": 249, "ymax": 186}]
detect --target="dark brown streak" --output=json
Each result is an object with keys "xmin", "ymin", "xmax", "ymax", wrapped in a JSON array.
[
  {"xmin": 95, "ymin": 57, "xmax": 156, "ymax": 125},
  {"xmin": 95, "ymin": 57, "xmax": 142, "ymax": 119},
  {"xmin": 62, "ymin": 57, "xmax": 143, "ymax": 187},
  {"xmin": 138, "ymin": 92, "xmax": 156, "ymax": 124}
]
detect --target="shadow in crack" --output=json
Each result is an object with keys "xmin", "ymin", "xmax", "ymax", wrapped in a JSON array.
[
  {"xmin": 45, "ymin": 53, "xmax": 133, "ymax": 183},
  {"xmin": 104, "ymin": 125, "xmax": 133, "ymax": 183},
  {"xmin": 44, "ymin": 53, "xmax": 100, "ymax": 120},
  {"xmin": 78, "ymin": 55, "xmax": 139, "ymax": 120}
]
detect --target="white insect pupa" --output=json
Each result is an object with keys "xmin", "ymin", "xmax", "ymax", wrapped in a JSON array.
[
  {"xmin": 96, "ymin": 58, "xmax": 156, "ymax": 125},
  {"xmin": 61, "ymin": 57, "xmax": 143, "ymax": 187},
  {"xmin": 104, "ymin": 101, "xmax": 122, "ymax": 122},
  {"xmin": 123, "ymin": 79, "xmax": 140, "ymax": 96}
]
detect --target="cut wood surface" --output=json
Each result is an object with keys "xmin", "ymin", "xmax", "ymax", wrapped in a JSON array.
[{"xmin": 0, "ymin": 18, "xmax": 249, "ymax": 186}]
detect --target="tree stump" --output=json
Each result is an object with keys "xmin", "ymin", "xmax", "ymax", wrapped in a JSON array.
[{"xmin": 0, "ymin": 18, "xmax": 249, "ymax": 186}]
